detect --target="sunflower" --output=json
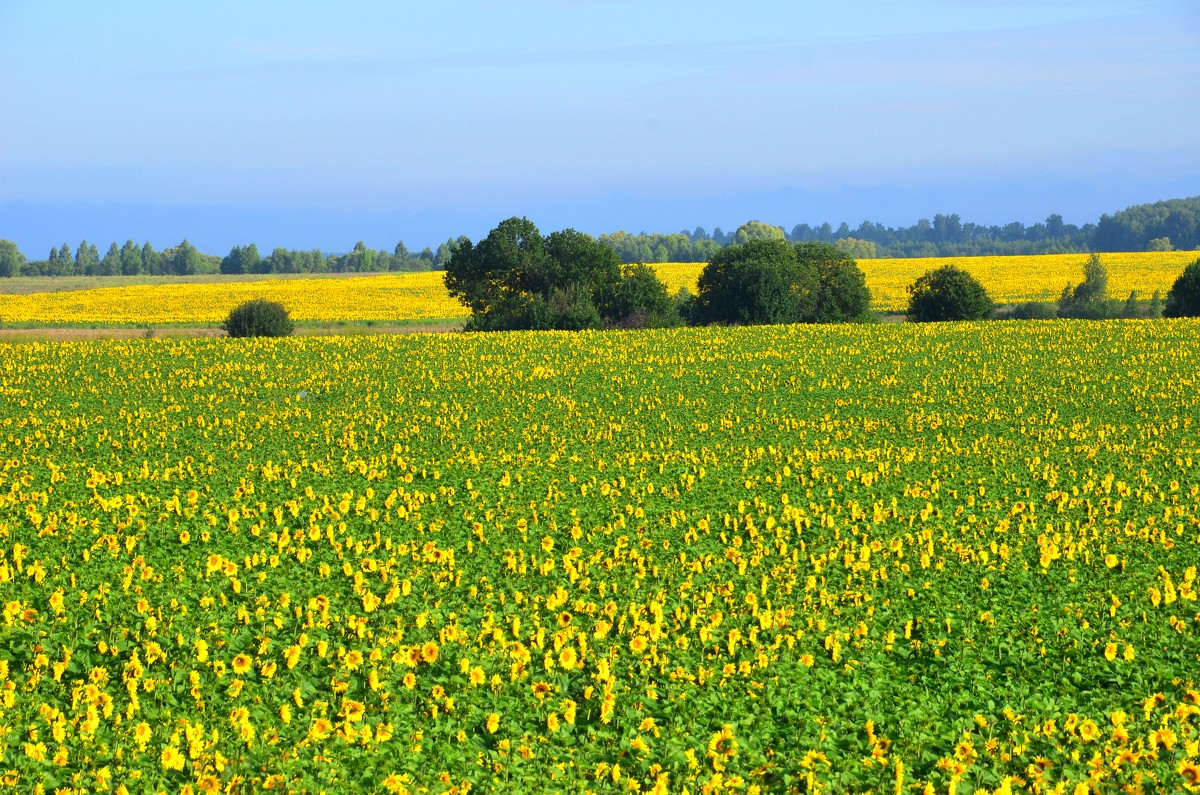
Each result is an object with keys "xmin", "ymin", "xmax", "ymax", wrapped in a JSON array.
[
  {"xmin": 160, "ymin": 746, "xmax": 185, "ymax": 771},
  {"xmin": 421, "ymin": 642, "xmax": 439, "ymax": 664},
  {"xmin": 707, "ymin": 725, "xmax": 738, "ymax": 771},
  {"xmin": 232, "ymin": 654, "xmax": 253, "ymax": 675},
  {"xmin": 1078, "ymin": 720, "xmax": 1100, "ymax": 743},
  {"xmin": 309, "ymin": 718, "xmax": 333, "ymax": 741},
  {"xmin": 1177, "ymin": 759, "xmax": 1200, "ymax": 788}
]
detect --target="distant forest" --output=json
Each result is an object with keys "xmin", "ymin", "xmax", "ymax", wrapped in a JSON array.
[
  {"xmin": 1, "ymin": 196, "xmax": 1196, "ymax": 278},
  {"xmin": 603, "ymin": 196, "xmax": 1200, "ymax": 262}
]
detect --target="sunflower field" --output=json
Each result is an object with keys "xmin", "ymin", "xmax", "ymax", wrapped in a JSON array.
[
  {"xmin": 1, "ymin": 251, "xmax": 1195, "ymax": 325},
  {"xmin": 1, "ymin": 320, "xmax": 1198, "ymax": 794}
]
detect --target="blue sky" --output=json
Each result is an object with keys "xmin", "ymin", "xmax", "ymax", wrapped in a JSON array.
[{"xmin": 1, "ymin": 0, "xmax": 1198, "ymax": 255}]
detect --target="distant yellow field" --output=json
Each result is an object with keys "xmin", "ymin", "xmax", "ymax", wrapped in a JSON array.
[
  {"xmin": 656, "ymin": 251, "xmax": 1198, "ymax": 312},
  {"xmin": 0, "ymin": 251, "xmax": 1194, "ymax": 323},
  {"xmin": 0, "ymin": 271, "xmax": 463, "ymax": 325}
]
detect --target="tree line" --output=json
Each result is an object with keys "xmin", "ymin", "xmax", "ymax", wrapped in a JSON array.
[
  {"xmin": 448, "ymin": 217, "xmax": 1200, "ymax": 332},
  {"xmin": 0, "ymin": 237, "xmax": 464, "ymax": 278},
  {"xmin": 444, "ymin": 217, "xmax": 871, "ymax": 332},
  {"xmin": 0, "ymin": 196, "xmax": 1195, "ymax": 279},
  {"xmin": 604, "ymin": 196, "xmax": 1200, "ymax": 262}
]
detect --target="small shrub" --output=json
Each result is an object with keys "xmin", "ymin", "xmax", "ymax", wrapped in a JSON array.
[
  {"xmin": 906, "ymin": 265, "xmax": 993, "ymax": 322},
  {"xmin": 224, "ymin": 299, "xmax": 294, "ymax": 338}
]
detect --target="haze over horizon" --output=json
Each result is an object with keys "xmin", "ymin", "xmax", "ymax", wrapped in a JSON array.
[{"xmin": 2, "ymin": 0, "xmax": 1198, "ymax": 256}]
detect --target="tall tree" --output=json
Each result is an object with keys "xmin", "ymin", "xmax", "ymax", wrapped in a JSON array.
[
  {"xmin": 75, "ymin": 241, "xmax": 99, "ymax": 275},
  {"xmin": 100, "ymin": 242, "xmax": 121, "ymax": 276},
  {"xmin": 221, "ymin": 244, "xmax": 261, "ymax": 275},
  {"xmin": 0, "ymin": 240, "xmax": 26, "ymax": 277},
  {"xmin": 171, "ymin": 239, "xmax": 203, "ymax": 275},
  {"xmin": 142, "ymin": 242, "xmax": 163, "ymax": 275},
  {"xmin": 120, "ymin": 240, "xmax": 143, "ymax": 275}
]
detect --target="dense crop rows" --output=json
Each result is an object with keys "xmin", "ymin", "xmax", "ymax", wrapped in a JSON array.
[
  {"xmin": 1, "ymin": 321, "xmax": 1199, "ymax": 793},
  {"xmin": 0, "ymin": 273, "xmax": 464, "ymax": 326},
  {"xmin": 1, "ymin": 252, "xmax": 1194, "ymax": 324}
]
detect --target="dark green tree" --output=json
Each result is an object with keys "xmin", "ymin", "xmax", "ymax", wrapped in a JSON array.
[
  {"xmin": 120, "ymin": 240, "xmax": 143, "ymax": 275},
  {"xmin": 0, "ymin": 240, "xmax": 25, "ymax": 278},
  {"xmin": 223, "ymin": 299, "xmax": 294, "ymax": 338},
  {"xmin": 798, "ymin": 242, "xmax": 873, "ymax": 323},
  {"xmin": 221, "ymin": 244, "xmax": 261, "ymax": 275},
  {"xmin": 604, "ymin": 264, "xmax": 683, "ymax": 329},
  {"xmin": 99, "ymin": 242, "xmax": 121, "ymax": 276},
  {"xmin": 1163, "ymin": 257, "xmax": 1200, "ymax": 318},
  {"xmin": 444, "ymin": 217, "xmax": 672, "ymax": 332},
  {"xmin": 336, "ymin": 242, "xmax": 377, "ymax": 273},
  {"xmin": 75, "ymin": 241, "xmax": 100, "ymax": 275},
  {"xmin": 906, "ymin": 265, "xmax": 994, "ymax": 322},
  {"xmin": 170, "ymin": 240, "xmax": 204, "ymax": 276},
  {"xmin": 47, "ymin": 246, "xmax": 68, "ymax": 276},
  {"xmin": 693, "ymin": 240, "xmax": 818, "ymax": 325},
  {"xmin": 142, "ymin": 242, "xmax": 163, "ymax": 275}
]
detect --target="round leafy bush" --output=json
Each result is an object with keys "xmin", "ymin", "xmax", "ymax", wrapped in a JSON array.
[
  {"xmin": 1163, "ymin": 257, "xmax": 1200, "ymax": 318},
  {"xmin": 692, "ymin": 240, "xmax": 871, "ymax": 326},
  {"xmin": 693, "ymin": 240, "xmax": 817, "ymax": 325},
  {"xmin": 906, "ymin": 265, "xmax": 994, "ymax": 322},
  {"xmin": 223, "ymin": 298, "xmax": 294, "ymax": 338}
]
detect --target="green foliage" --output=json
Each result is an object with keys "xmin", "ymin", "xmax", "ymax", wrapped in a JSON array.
[
  {"xmin": 120, "ymin": 240, "xmax": 143, "ymax": 275},
  {"xmin": 444, "ymin": 217, "xmax": 674, "ymax": 332},
  {"xmin": 605, "ymin": 264, "xmax": 683, "ymax": 329},
  {"xmin": 169, "ymin": 240, "xmax": 211, "ymax": 276},
  {"xmin": 693, "ymin": 240, "xmax": 817, "ymax": 325},
  {"xmin": 1058, "ymin": 254, "xmax": 1111, "ymax": 319},
  {"xmin": 598, "ymin": 230, "xmax": 720, "ymax": 263},
  {"xmin": 693, "ymin": 240, "xmax": 873, "ymax": 326},
  {"xmin": 1147, "ymin": 237, "xmax": 1173, "ymax": 251},
  {"xmin": 222, "ymin": 298, "xmax": 295, "ymax": 338},
  {"xmin": 1163, "ymin": 257, "xmax": 1200, "ymax": 318},
  {"xmin": 1120, "ymin": 290, "xmax": 1141, "ymax": 319},
  {"xmin": 99, "ymin": 243, "xmax": 121, "ymax": 277},
  {"xmin": 734, "ymin": 220, "xmax": 787, "ymax": 245},
  {"xmin": 995, "ymin": 301, "xmax": 1058, "ymax": 321},
  {"xmin": 74, "ymin": 241, "xmax": 100, "ymax": 275},
  {"xmin": 834, "ymin": 237, "xmax": 877, "ymax": 259},
  {"xmin": 906, "ymin": 265, "xmax": 994, "ymax": 322},
  {"xmin": 1148, "ymin": 290, "xmax": 1163, "ymax": 318},
  {"xmin": 221, "ymin": 244, "xmax": 262, "ymax": 275},
  {"xmin": 0, "ymin": 239, "xmax": 26, "ymax": 278},
  {"xmin": 801, "ymin": 242, "xmax": 873, "ymax": 323},
  {"xmin": 1095, "ymin": 195, "xmax": 1200, "ymax": 251}
]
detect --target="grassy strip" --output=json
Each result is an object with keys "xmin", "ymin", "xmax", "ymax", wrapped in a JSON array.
[{"xmin": 0, "ymin": 317, "xmax": 466, "ymax": 342}]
